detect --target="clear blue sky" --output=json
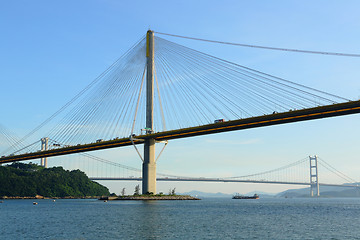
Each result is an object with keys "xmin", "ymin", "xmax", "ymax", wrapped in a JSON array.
[{"xmin": 1, "ymin": 0, "xmax": 360, "ymax": 194}]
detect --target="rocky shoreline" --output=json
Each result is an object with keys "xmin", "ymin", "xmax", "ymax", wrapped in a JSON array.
[
  {"xmin": 0, "ymin": 195, "xmax": 101, "ymax": 200},
  {"xmin": 0, "ymin": 195, "xmax": 200, "ymax": 201},
  {"xmin": 99, "ymin": 195, "xmax": 201, "ymax": 201}
]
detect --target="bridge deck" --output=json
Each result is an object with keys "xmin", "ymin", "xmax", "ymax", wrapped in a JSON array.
[
  {"xmin": 1, "ymin": 100, "xmax": 360, "ymax": 164},
  {"xmin": 89, "ymin": 177, "xmax": 359, "ymax": 188}
]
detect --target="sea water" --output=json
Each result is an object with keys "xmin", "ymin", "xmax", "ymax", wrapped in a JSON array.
[{"xmin": 1, "ymin": 197, "xmax": 360, "ymax": 239}]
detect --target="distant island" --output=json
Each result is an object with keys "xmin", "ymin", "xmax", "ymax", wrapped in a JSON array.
[
  {"xmin": 100, "ymin": 186, "xmax": 200, "ymax": 201},
  {"xmin": 277, "ymin": 185, "xmax": 360, "ymax": 198},
  {"xmin": 100, "ymin": 194, "xmax": 200, "ymax": 201},
  {"xmin": 0, "ymin": 162, "xmax": 110, "ymax": 198}
]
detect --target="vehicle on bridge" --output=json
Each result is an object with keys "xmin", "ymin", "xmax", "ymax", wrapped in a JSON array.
[{"xmin": 214, "ymin": 119, "xmax": 225, "ymax": 123}]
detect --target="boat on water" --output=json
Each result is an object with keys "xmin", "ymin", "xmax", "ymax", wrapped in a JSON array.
[
  {"xmin": 232, "ymin": 194, "xmax": 259, "ymax": 199},
  {"xmin": 33, "ymin": 202, "xmax": 38, "ymax": 205}
]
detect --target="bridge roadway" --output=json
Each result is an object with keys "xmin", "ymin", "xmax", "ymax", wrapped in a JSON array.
[
  {"xmin": 1, "ymin": 100, "xmax": 360, "ymax": 164},
  {"xmin": 89, "ymin": 177, "xmax": 359, "ymax": 188}
]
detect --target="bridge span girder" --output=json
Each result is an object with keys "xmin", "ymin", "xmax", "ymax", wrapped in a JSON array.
[
  {"xmin": 1, "ymin": 100, "xmax": 360, "ymax": 164},
  {"xmin": 89, "ymin": 177, "xmax": 360, "ymax": 188}
]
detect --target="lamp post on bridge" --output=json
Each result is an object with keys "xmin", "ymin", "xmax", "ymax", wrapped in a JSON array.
[{"xmin": 142, "ymin": 30, "xmax": 156, "ymax": 194}]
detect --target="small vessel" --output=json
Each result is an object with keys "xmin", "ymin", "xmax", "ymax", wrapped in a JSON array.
[
  {"xmin": 232, "ymin": 194, "xmax": 259, "ymax": 199},
  {"xmin": 33, "ymin": 202, "xmax": 38, "ymax": 205}
]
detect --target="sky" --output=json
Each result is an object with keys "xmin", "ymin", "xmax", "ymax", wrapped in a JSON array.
[{"xmin": 1, "ymin": 0, "xmax": 360, "ymax": 195}]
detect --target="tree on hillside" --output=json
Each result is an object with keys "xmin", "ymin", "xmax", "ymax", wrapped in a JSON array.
[
  {"xmin": 0, "ymin": 164, "xmax": 110, "ymax": 197},
  {"xmin": 169, "ymin": 188, "xmax": 176, "ymax": 195},
  {"xmin": 134, "ymin": 185, "xmax": 140, "ymax": 195}
]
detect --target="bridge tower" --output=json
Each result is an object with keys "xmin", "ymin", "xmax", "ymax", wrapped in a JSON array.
[
  {"xmin": 309, "ymin": 155, "xmax": 320, "ymax": 197},
  {"xmin": 41, "ymin": 137, "xmax": 49, "ymax": 168},
  {"xmin": 142, "ymin": 30, "xmax": 156, "ymax": 194}
]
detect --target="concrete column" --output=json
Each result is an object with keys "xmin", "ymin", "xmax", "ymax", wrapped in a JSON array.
[
  {"xmin": 142, "ymin": 30, "xmax": 156, "ymax": 194},
  {"xmin": 146, "ymin": 30, "xmax": 154, "ymax": 131},
  {"xmin": 143, "ymin": 138, "xmax": 156, "ymax": 194}
]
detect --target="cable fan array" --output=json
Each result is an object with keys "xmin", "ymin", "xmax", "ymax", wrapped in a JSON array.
[
  {"xmin": 4, "ymin": 34, "xmax": 350, "ymax": 152},
  {"xmin": 38, "ymin": 37, "xmax": 148, "ymax": 146},
  {"xmin": 154, "ymin": 36, "xmax": 348, "ymax": 130},
  {"xmin": 0, "ymin": 124, "xmax": 28, "ymax": 155}
]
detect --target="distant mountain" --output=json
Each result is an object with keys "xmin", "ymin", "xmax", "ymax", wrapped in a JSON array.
[
  {"xmin": 181, "ymin": 185, "xmax": 360, "ymax": 199},
  {"xmin": 277, "ymin": 184, "xmax": 360, "ymax": 198},
  {"xmin": 244, "ymin": 191, "xmax": 276, "ymax": 198},
  {"xmin": 180, "ymin": 190, "xmax": 276, "ymax": 198},
  {"xmin": 181, "ymin": 190, "xmax": 232, "ymax": 198}
]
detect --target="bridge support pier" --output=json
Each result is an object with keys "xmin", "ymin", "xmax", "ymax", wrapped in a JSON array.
[
  {"xmin": 142, "ymin": 30, "xmax": 156, "ymax": 194},
  {"xmin": 143, "ymin": 138, "xmax": 156, "ymax": 194},
  {"xmin": 309, "ymin": 155, "xmax": 320, "ymax": 197}
]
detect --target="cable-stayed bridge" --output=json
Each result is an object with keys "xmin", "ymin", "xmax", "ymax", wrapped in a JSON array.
[{"xmin": 1, "ymin": 30, "xmax": 360, "ymax": 194}]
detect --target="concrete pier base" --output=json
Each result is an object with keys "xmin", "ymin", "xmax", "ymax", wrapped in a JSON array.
[{"xmin": 142, "ymin": 138, "xmax": 156, "ymax": 194}]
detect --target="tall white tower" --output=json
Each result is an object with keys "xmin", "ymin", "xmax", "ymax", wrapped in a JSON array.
[
  {"xmin": 309, "ymin": 155, "xmax": 319, "ymax": 197},
  {"xmin": 142, "ymin": 30, "xmax": 156, "ymax": 194},
  {"xmin": 41, "ymin": 137, "xmax": 49, "ymax": 168}
]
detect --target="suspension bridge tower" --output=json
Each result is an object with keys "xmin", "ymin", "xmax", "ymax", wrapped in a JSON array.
[
  {"xmin": 41, "ymin": 137, "xmax": 49, "ymax": 168},
  {"xmin": 142, "ymin": 30, "xmax": 156, "ymax": 194},
  {"xmin": 309, "ymin": 155, "xmax": 320, "ymax": 197}
]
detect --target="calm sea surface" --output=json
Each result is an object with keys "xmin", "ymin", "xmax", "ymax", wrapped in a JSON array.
[{"xmin": 1, "ymin": 197, "xmax": 360, "ymax": 239}]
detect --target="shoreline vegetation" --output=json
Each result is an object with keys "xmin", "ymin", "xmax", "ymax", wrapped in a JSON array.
[
  {"xmin": 100, "ymin": 185, "xmax": 201, "ymax": 201},
  {"xmin": 0, "ymin": 195, "xmax": 102, "ymax": 200},
  {"xmin": 0, "ymin": 163, "xmax": 110, "ymax": 198},
  {"xmin": 99, "ymin": 195, "xmax": 200, "ymax": 201},
  {"xmin": 0, "ymin": 163, "xmax": 200, "ymax": 201},
  {"xmin": 99, "ymin": 185, "xmax": 200, "ymax": 201}
]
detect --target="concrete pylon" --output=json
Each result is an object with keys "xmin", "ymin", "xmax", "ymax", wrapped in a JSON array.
[{"xmin": 142, "ymin": 30, "xmax": 156, "ymax": 194}]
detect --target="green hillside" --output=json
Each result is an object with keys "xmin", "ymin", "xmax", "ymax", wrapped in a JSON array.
[{"xmin": 0, "ymin": 162, "xmax": 109, "ymax": 198}]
